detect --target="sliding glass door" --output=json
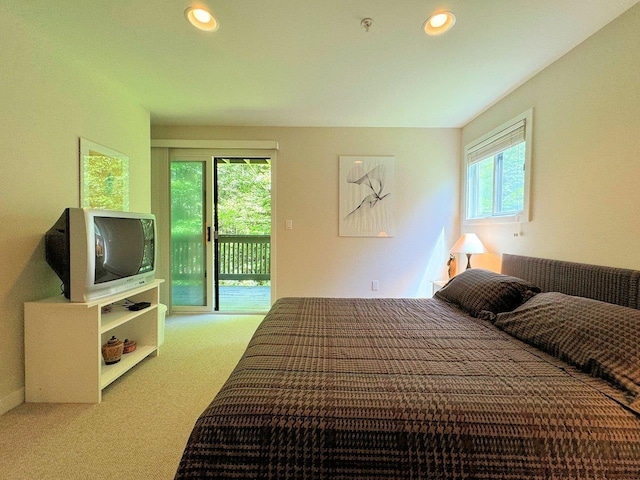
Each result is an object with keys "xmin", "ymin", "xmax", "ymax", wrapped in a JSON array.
[
  {"xmin": 169, "ymin": 151, "xmax": 272, "ymax": 313},
  {"xmin": 170, "ymin": 157, "xmax": 213, "ymax": 312}
]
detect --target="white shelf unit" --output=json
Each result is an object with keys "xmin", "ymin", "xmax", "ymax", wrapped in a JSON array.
[{"xmin": 24, "ymin": 279, "xmax": 164, "ymax": 403}]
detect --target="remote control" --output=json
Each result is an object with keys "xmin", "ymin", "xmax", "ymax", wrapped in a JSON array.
[{"xmin": 128, "ymin": 302, "xmax": 151, "ymax": 311}]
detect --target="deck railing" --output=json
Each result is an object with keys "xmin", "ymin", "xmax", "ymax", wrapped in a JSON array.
[
  {"xmin": 171, "ymin": 233, "xmax": 270, "ymax": 282},
  {"xmin": 218, "ymin": 234, "xmax": 270, "ymax": 281},
  {"xmin": 171, "ymin": 234, "xmax": 204, "ymax": 282}
]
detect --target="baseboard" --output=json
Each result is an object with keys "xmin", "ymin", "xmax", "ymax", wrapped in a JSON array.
[{"xmin": 0, "ymin": 387, "xmax": 25, "ymax": 416}]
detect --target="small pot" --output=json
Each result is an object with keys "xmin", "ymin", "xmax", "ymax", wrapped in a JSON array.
[
  {"xmin": 102, "ymin": 336, "xmax": 124, "ymax": 365},
  {"xmin": 123, "ymin": 338, "xmax": 137, "ymax": 354}
]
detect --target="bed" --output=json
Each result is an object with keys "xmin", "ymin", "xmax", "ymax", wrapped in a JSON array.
[{"xmin": 175, "ymin": 254, "xmax": 640, "ymax": 479}]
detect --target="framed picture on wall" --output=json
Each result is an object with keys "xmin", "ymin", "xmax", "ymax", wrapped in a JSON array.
[
  {"xmin": 80, "ymin": 138, "xmax": 130, "ymax": 211},
  {"xmin": 339, "ymin": 156, "xmax": 395, "ymax": 237}
]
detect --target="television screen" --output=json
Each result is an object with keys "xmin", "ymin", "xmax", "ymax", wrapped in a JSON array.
[{"xmin": 94, "ymin": 216, "xmax": 154, "ymax": 284}]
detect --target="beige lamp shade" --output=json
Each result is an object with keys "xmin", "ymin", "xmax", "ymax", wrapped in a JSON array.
[{"xmin": 450, "ymin": 233, "xmax": 486, "ymax": 269}]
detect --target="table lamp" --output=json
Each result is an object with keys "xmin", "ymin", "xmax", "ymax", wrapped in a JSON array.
[{"xmin": 450, "ymin": 233, "xmax": 486, "ymax": 270}]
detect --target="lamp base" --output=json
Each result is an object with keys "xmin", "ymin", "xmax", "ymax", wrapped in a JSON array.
[{"xmin": 465, "ymin": 253, "xmax": 472, "ymax": 270}]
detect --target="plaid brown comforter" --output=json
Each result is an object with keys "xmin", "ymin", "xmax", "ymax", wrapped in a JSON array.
[{"xmin": 175, "ymin": 297, "xmax": 640, "ymax": 479}]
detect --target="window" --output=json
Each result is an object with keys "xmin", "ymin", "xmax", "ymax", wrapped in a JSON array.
[{"xmin": 464, "ymin": 109, "xmax": 532, "ymax": 223}]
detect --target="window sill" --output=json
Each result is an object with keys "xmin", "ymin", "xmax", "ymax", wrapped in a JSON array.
[{"xmin": 463, "ymin": 213, "xmax": 529, "ymax": 226}]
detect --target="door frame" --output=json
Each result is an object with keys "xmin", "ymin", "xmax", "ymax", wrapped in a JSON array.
[
  {"xmin": 168, "ymin": 153, "xmax": 214, "ymax": 313},
  {"xmin": 162, "ymin": 146, "xmax": 277, "ymax": 314}
]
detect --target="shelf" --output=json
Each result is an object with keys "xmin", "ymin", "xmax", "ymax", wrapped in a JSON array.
[
  {"xmin": 100, "ymin": 304, "xmax": 158, "ymax": 333},
  {"xmin": 100, "ymin": 345, "xmax": 156, "ymax": 389},
  {"xmin": 85, "ymin": 279, "xmax": 164, "ymax": 308},
  {"xmin": 25, "ymin": 279, "xmax": 163, "ymax": 403}
]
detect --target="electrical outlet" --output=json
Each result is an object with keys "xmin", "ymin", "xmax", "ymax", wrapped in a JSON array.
[{"xmin": 371, "ymin": 280, "xmax": 379, "ymax": 291}]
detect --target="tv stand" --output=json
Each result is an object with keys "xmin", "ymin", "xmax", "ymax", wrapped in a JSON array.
[{"xmin": 24, "ymin": 280, "xmax": 164, "ymax": 403}]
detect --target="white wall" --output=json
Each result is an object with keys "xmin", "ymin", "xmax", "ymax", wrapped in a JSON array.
[
  {"xmin": 150, "ymin": 126, "xmax": 460, "ymax": 300},
  {"xmin": 0, "ymin": 10, "xmax": 150, "ymax": 413},
  {"xmin": 461, "ymin": 4, "xmax": 640, "ymax": 272}
]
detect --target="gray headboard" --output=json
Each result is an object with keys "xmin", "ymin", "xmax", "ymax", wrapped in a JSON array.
[{"xmin": 501, "ymin": 254, "xmax": 640, "ymax": 310}]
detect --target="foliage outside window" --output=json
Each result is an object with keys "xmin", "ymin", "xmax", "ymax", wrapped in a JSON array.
[
  {"xmin": 170, "ymin": 159, "xmax": 271, "ymax": 290},
  {"xmin": 464, "ymin": 109, "xmax": 532, "ymax": 224},
  {"xmin": 170, "ymin": 160, "xmax": 271, "ymax": 236},
  {"xmin": 217, "ymin": 160, "xmax": 271, "ymax": 235},
  {"xmin": 170, "ymin": 161, "xmax": 205, "ymax": 237}
]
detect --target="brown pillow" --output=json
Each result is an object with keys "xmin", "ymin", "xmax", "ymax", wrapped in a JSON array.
[
  {"xmin": 434, "ymin": 268, "xmax": 540, "ymax": 317},
  {"xmin": 494, "ymin": 292, "xmax": 640, "ymax": 401}
]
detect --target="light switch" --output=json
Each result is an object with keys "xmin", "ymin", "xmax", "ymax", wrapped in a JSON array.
[{"xmin": 285, "ymin": 219, "xmax": 293, "ymax": 230}]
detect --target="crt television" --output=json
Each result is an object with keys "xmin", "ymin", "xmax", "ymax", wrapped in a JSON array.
[{"xmin": 45, "ymin": 208, "xmax": 156, "ymax": 302}]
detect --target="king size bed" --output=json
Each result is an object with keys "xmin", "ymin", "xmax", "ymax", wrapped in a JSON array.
[{"xmin": 175, "ymin": 254, "xmax": 640, "ymax": 479}]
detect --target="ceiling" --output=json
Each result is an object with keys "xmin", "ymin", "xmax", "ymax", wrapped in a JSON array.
[{"xmin": 4, "ymin": 0, "xmax": 638, "ymax": 127}]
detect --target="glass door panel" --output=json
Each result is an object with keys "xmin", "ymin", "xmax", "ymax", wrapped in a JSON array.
[{"xmin": 170, "ymin": 160, "xmax": 212, "ymax": 310}]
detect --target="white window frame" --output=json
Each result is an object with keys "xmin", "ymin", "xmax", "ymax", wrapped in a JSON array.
[{"xmin": 463, "ymin": 108, "xmax": 532, "ymax": 225}]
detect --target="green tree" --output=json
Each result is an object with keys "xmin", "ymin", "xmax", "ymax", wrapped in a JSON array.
[
  {"xmin": 217, "ymin": 162, "xmax": 271, "ymax": 235},
  {"xmin": 170, "ymin": 162, "xmax": 204, "ymax": 235},
  {"xmin": 170, "ymin": 160, "xmax": 271, "ymax": 235}
]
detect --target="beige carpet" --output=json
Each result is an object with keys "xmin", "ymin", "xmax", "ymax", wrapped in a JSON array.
[{"xmin": 0, "ymin": 313, "xmax": 264, "ymax": 480}]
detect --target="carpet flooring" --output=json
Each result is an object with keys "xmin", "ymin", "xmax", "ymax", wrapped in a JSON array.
[{"xmin": 0, "ymin": 313, "xmax": 264, "ymax": 480}]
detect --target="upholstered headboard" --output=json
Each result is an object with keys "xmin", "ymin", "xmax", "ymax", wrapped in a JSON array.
[{"xmin": 501, "ymin": 254, "xmax": 640, "ymax": 310}]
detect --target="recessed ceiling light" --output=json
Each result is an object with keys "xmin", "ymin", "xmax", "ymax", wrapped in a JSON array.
[
  {"xmin": 185, "ymin": 6, "xmax": 219, "ymax": 31},
  {"xmin": 423, "ymin": 11, "xmax": 456, "ymax": 35}
]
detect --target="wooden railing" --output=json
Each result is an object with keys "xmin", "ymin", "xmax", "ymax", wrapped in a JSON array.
[
  {"xmin": 171, "ymin": 234, "xmax": 205, "ymax": 282},
  {"xmin": 218, "ymin": 234, "xmax": 270, "ymax": 281},
  {"xmin": 171, "ymin": 233, "xmax": 270, "ymax": 282}
]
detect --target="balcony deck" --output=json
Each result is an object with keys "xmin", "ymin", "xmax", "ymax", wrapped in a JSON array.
[
  {"xmin": 220, "ymin": 285, "xmax": 271, "ymax": 312},
  {"xmin": 172, "ymin": 284, "xmax": 271, "ymax": 313},
  {"xmin": 172, "ymin": 233, "xmax": 272, "ymax": 312}
]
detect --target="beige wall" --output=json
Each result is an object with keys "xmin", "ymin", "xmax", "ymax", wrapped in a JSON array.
[
  {"xmin": 151, "ymin": 126, "xmax": 460, "ymax": 300},
  {"xmin": 0, "ymin": 12, "xmax": 150, "ymax": 412},
  {"xmin": 462, "ymin": 5, "xmax": 640, "ymax": 272}
]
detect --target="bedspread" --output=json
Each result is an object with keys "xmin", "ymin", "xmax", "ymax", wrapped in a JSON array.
[{"xmin": 175, "ymin": 297, "xmax": 640, "ymax": 479}]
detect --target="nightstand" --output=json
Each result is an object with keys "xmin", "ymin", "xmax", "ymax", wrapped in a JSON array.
[{"xmin": 431, "ymin": 280, "xmax": 448, "ymax": 296}]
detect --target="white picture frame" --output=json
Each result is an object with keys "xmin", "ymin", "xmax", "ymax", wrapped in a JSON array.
[{"xmin": 339, "ymin": 156, "xmax": 395, "ymax": 237}]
